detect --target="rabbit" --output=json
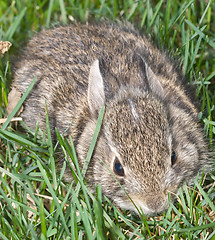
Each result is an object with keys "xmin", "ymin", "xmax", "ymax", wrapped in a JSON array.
[{"xmin": 10, "ymin": 22, "xmax": 210, "ymax": 215}]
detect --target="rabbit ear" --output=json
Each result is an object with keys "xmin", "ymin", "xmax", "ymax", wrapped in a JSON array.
[
  {"xmin": 88, "ymin": 59, "xmax": 105, "ymax": 116},
  {"xmin": 134, "ymin": 53, "xmax": 165, "ymax": 98},
  {"xmin": 144, "ymin": 62, "xmax": 165, "ymax": 98}
]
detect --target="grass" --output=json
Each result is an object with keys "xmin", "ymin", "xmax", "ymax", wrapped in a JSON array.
[{"xmin": 0, "ymin": 0, "xmax": 215, "ymax": 239}]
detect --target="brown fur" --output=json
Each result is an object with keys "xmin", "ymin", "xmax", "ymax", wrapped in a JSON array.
[{"xmin": 11, "ymin": 22, "xmax": 210, "ymax": 215}]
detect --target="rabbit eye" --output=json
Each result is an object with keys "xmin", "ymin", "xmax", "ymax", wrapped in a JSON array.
[
  {"xmin": 113, "ymin": 158, "xmax": 124, "ymax": 176},
  {"xmin": 171, "ymin": 150, "xmax": 177, "ymax": 166}
]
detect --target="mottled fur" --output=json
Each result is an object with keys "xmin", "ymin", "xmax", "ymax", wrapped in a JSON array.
[{"xmin": 11, "ymin": 22, "xmax": 210, "ymax": 215}]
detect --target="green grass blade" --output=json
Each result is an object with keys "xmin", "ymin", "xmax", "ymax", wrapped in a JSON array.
[
  {"xmin": 45, "ymin": 102, "xmax": 57, "ymax": 190},
  {"xmin": 82, "ymin": 105, "xmax": 105, "ymax": 176},
  {"xmin": 0, "ymin": 232, "xmax": 9, "ymax": 240},
  {"xmin": 199, "ymin": 0, "xmax": 212, "ymax": 26},
  {"xmin": 59, "ymin": 0, "xmax": 67, "ymax": 25},
  {"xmin": 39, "ymin": 199, "xmax": 47, "ymax": 238},
  {"xmin": 36, "ymin": 160, "xmax": 70, "ymax": 235},
  {"xmin": 72, "ymin": 191, "xmax": 93, "ymax": 239},
  {"xmin": 171, "ymin": 0, "xmax": 194, "ymax": 27},
  {"xmin": 1, "ymin": 76, "xmax": 37, "ymax": 130},
  {"xmin": 94, "ymin": 185, "xmax": 106, "ymax": 240},
  {"xmin": 46, "ymin": 0, "xmax": 54, "ymax": 28},
  {"xmin": 0, "ymin": 129, "xmax": 38, "ymax": 147},
  {"xmin": 103, "ymin": 211, "xmax": 125, "ymax": 239},
  {"xmin": 194, "ymin": 179, "xmax": 215, "ymax": 212},
  {"xmin": 177, "ymin": 222, "xmax": 215, "ymax": 233},
  {"xmin": 185, "ymin": 19, "xmax": 215, "ymax": 49},
  {"xmin": 5, "ymin": 7, "xmax": 27, "ymax": 41},
  {"xmin": 149, "ymin": 0, "xmax": 165, "ymax": 27},
  {"xmin": 70, "ymin": 203, "xmax": 78, "ymax": 240}
]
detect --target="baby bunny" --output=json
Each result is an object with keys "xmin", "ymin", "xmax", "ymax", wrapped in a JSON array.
[{"xmin": 10, "ymin": 22, "xmax": 210, "ymax": 215}]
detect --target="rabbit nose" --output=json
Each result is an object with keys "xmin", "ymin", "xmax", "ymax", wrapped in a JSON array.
[{"xmin": 145, "ymin": 194, "xmax": 169, "ymax": 213}]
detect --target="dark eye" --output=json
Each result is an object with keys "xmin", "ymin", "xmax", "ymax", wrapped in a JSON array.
[
  {"xmin": 113, "ymin": 158, "xmax": 124, "ymax": 176},
  {"xmin": 171, "ymin": 150, "xmax": 177, "ymax": 166}
]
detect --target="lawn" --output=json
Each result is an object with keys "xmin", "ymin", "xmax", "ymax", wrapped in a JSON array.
[{"xmin": 0, "ymin": 0, "xmax": 215, "ymax": 239}]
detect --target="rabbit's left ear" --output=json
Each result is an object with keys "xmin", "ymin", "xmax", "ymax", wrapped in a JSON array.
[
  {"xmin": 88, "ymin": 59, "xmax": 105, "ymax": 117},
  {"xmin": 134, "ymin": 53, "xmax": 165, "ymax": 98},
  {"xmin": 144, "ymin": 62, "xmax": 165, "ymax": 98}
]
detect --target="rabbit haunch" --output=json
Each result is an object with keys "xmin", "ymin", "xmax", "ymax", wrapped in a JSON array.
[{"xmin": 11, "ymin": 23, "xmax": 209, "ymax": 215}]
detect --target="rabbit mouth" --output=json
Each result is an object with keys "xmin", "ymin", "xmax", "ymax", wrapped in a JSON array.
[{"xmin": 113, "ymin": 194, "xmax": 170, "ymax": 216}]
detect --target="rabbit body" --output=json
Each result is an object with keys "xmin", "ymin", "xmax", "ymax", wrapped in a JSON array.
[{"xmin": 11, "ymin": 22, "xmax": 209, "ymax": 215}]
